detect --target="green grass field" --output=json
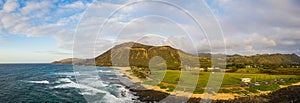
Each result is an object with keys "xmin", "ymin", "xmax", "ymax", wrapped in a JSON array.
[{"xmin": 142, "ymin": 70, "xmax": 300, "ymax": 88}]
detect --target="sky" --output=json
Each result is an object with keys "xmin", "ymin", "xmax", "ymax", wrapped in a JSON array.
[{"xmin": 0, "ymin": 0, "xmax": 299, "ymax": 63}]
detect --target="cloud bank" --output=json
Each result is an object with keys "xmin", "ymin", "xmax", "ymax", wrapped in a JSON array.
[{"xmin": 0, "ymin": 0, "xmax": 299, "ymax": 59}]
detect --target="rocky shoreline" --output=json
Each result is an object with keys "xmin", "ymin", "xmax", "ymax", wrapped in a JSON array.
[
  {"xmin": 115, "ymin": 67, "xmax": 300, "ymax": 102},
  {"xmin": 127, "ymin": 85, "xmax": 300, "ymax": 103}
]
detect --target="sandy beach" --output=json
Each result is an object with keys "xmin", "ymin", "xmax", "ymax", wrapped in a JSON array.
[{"xmin": 114, "ymin": 67, "xmax": 166, "ymax": 91}]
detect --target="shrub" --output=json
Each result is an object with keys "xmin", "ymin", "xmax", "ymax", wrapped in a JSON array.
[
  {"xmin": 254, "ymin": 84, "xmax": 280, "ymax": 91},
  {"xmin": 158, "ymin": 84, "xmax": 167, "ymax": 89},
  {"xmin": 166, "ymin": 85, "xmax": 175, "ymax": 92},
  {"xmin": 193, "ymin": 88, "xmax": 204, "ymax": 94},
  {"xmin": 245, "ymin": 87, "xmax": 259, "ymax": 93},
  {"xmin": 231, "ymin": 87, "xmax": 242, "ymax": 91},
  {"xmin": 233, "ymin": 91, "xmax": 243, "ymax": 94},
  {"xmin": 218, "ymin": 89, "xmax": 231, "ymax": 93},
  {"xmin": 278, "ymin": 79, "xmax": 300, "ymax": 85},
  {"xmin": 240, "ymin": 90, "xmax": 249, "ymax": 95}
]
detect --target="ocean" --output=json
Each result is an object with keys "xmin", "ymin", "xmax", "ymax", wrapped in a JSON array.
[{"xmin": 0, "ymin": 64, "xmax": 138, "ymax": 103}]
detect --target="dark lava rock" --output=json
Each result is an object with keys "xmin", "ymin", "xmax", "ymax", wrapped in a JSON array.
[
  {"xmin": 130, "ymin": 89, "xmax": 169, "ymax": 102},
  {"xmin": 130, "ymin": 85, "xmax": 300, "ymax": 103}
]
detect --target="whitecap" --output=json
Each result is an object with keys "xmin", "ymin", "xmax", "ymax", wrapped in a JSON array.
[
  {"xmin": 55, "ymin": 72, "xmax": 80, "ymax": 76},
  {"xmin": 52, "ymin": 78, "xmax": 120, "ymax": 102},
  {"xmin": 114, "ymin": 73, "xmax": 124, "ymax": 76},
  {"xmin": 53, "ymin": 78, "xmax": 108, "ymax": 93},
  {"xmin": 57, "ymin": 78, "xmax": 72, "ymax": 83},
  {"xmin": 101, "ymin": 71, "xmax": 112, "ymax": 73},
  {"xmin": 98, "ymin": 70, "xmax": 112, "ymax": 73},
  {"xmin": 79, "ymin": 92, "xmax": 94, "ymax": 95},
  {"xmin": 27, "ymin": 80, "xmax": 50, "ymax": 84},
  {"xmin": 53, "ymin": 71, "xmax": 137, "ymax": 102}
]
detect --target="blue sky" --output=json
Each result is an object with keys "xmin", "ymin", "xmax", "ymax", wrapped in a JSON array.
[
  {"xmin": 0, "ymin": 0, "xmax": 91, "ymax": 63},
  {"xmin": 0, "ymin": 0, "xmax": 300, "ymax": 63},
  {"xmin": 0, "ymin": 35, "xmax": 63, "ymax": 63}
]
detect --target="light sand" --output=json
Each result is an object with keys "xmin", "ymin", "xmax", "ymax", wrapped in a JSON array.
[
  {"xmin": 191, "ymin": 93, "xmax": 238, "ymax": 100},
  {"xmin": 115, "ymin": 67, "xmax": 142, "ymax": 83},
  {"xmin": 279, "ymin": 81, "xmax": 300, "ymax": 88},
  {"xmin": 114, "ymin": 67, "xmax": 169, "ymax": 92},
  {"xmin": 291, "ymin": 81, "xmax": 300, "ymax": 86}
]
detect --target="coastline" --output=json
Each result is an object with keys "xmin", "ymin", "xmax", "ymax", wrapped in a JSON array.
[
  {"xmin": 114, "ymin": 66, "xmax": 300, "ymax": 101},
  {"xmin": 113, "ymin": 66, "xmax": 239, "ymax": 100}
]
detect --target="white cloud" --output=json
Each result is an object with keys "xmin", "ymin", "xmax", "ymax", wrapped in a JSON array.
[
  {"xmin": 207, "ymin": 0, "xmax": 300, "ymax": 55},
  {"xmin": 0, "ymin": 0, "xmax": 299, "ymax": 58},
  {"xmin": 20, "ymin": 1, "xmax": 53, "ymax": 16},
  {"xmin": 62, "ymin": 1, "xmax": 85, "ymax": 9},
  {"xmin": 3, "ymin": 1, "xmax": 19, "ymax": 12},
  {"xmin": 0, "ymin": 0, "xmax": 223, "ymax": 58},
  {"xmin": 261, "ymin": 37, "xmax": 276, "ymax": 47},
  {"xmin": 243, "ymin": 33, "xmax": 276, "ymax": 47},
  {"xmin": 0, "ymin": 0, "xmax": 90, "ymax": 37}
]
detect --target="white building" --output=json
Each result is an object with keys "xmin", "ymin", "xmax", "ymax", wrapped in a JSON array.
[{"xmin": 241, "ymin": 78, "xmax": 251, "ymax": 83}]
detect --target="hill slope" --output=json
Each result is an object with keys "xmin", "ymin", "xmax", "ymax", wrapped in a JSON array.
[
  {"xmin": 53, "ymin": 42, "xmax": 300, "ymax": 69},
  {"xmin": 94, "ymin": 42, "xmax": 208, "ymax": 69},
  {"xmin": 227, "ymin": 53, "xmax": 300, "ymax": 64}
]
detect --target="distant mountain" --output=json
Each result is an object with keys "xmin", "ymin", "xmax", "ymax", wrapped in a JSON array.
[
  {"xmin": 227, "ymin": 53, "xmax": 300, "ymax": 64},
  {"xmin": 197, "ymin": 53, "xmax": 300, "ymax": 65},
  {"xmin": 53, "ymin": 42, "xmax": 300, "ymax": 69},
  {"xmin": 52, "ymin": 58, "xmax": 85, "ymax": 64}
]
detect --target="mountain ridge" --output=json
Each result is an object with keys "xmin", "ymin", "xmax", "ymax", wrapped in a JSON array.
[{"xmin": 52, "ymin": 42, "xmax": 300, "ymax": 69}]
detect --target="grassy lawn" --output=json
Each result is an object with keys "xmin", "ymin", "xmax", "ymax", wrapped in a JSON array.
[
  {"xmin": 142, "ymin": 70, "xmax": 300, "ymax": 88},
  {"xmin": 222, "ymin": 73, "xmax": 299, "ymax": 86}
]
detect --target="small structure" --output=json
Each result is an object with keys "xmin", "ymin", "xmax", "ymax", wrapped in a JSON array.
[
  {"xmin": 245, "ymin": 65, "xmax": 252, "ymax": 68},
  {"xmin": 199, "ymin": 68, "xmax": 205, "ymax": 71},
  {"xmin": 207, "ymin": 67, "xmax": 214, "ymax": 70},
  {"xmin": 254, "ymin": 82, "xmax": 260, "ymax": 86},
  {"xmin": 241, "ymin": 78, "xmax": 251, "ymax": 83}
]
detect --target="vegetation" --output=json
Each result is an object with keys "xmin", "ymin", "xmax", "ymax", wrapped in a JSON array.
[
  {"xmin": 138, "ymin": 69, "xmax": 300, "ymax": 94},
  {"xmin": 54, "ymin": 42, "xmax": 300, "ymax": 74},
  {"xmin": 193, "ymin": 88, "xmax": 205, "ymax": 94},
  {"xmin": 92, "ymin": 42, "xmax": 209, "ymax": 69},
  {"xmin": 231, "ymin": 87, "xmax": 242, "ymax": 91},
  {"xmin": 250, "ymin": 84, "xmax": 280, "ymax": 91},
  {"xmin": 157, "ymin": 84, "xmax": 167, "ymax": 89},
  {"xmin": 218, "ymin": 89, "xmax": 231, "ymax": 93},
  {"xmin": 166, "ymin": 85, "xmax": 175, "ymax": 92},
  {"xmin": 53, "ymin": 42, "xmax": 300, "ymax": 97},
  {"xmin": 232, "ymin": 90, "xmax": 249, "ymax": 95},
  {"xmin": 134, "ymin": 85, "xmax": 300, "ymax": 103},
  {"xmin": 277, "ymin": 78, "xmax": 300, "ymax": 85},
  {"xmin": 245, "ymin": 87, "xmax": 259, "ymax": 93},
  {"xmin": 227, "ymin": 53, "xmax": 300, "ymax": 65}
]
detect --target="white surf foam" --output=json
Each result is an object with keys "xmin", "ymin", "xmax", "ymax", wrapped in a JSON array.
[
  {"xmin": 27, "ymin": 80, "xmax": 50, "ymax": 84},
  {"xmin": 53, "ymin": 78, "xmax": 137, "ymax": 102},
  {"xmin": 55, "ymin": 72, "xmax": 80, "ymax": 76},
  {"xmin": 53, "ymin": 78, "xmax": 120, "ymax": 101},
  {"xmin": 54, "ymin": 78, "xmax": 109, "ymax": 94},
  {"xmin": 98, "ymin": 70, "xmax": 112, "ymax": 73},
  {"xmin": 78, "ymin": 77, "xmax": 109, "ymax": 87}
]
